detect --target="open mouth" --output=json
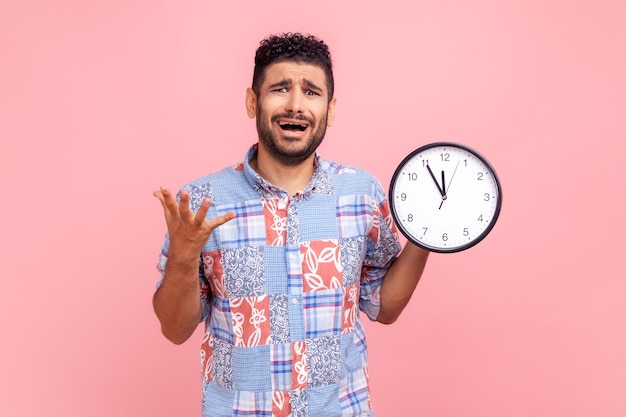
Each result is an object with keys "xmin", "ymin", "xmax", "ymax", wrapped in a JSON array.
[{"xmin": 278, "ymin": 121, "xmax": 308, "ymax": 132}]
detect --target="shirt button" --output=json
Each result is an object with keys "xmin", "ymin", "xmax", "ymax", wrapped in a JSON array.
[
  {"xmin": 289, "ymin": 254, "xmax": 295, "ymax": 260},
  {"xmin": 291, "ymin": 298, "xmax": 298, "ymax": 304}
]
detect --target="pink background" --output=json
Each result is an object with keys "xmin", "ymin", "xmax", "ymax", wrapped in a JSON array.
[{"xmin": 2, "ymin": 0, "xmax": 625, "ymax": 416}]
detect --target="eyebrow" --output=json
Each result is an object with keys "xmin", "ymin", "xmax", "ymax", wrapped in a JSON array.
[
  {"xmin": 268, "ymin": 78, "xmax": 325, "ymax": 94},
  {"xmin": 303, "ymin": 79, "xmax": 323, "ymax": 93}
]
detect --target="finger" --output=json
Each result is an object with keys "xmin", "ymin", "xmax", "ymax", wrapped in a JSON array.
[
  {"xmin": 153, "ymin": 190, "xmax": 165, "ymax": 204},
  {"xmin": 158, "ymin": 186, "xmax": 180, "ymax": 213},
  {"xmin": 194, "ymin": 198, "xmax": 211, "ymax": 226},
  {"xmin": 153, "ymin": 188, "xmax": 173, "ymax": 219},
  {"xmin": 178, "ymin": 190, "xmax": 193, "ymax": 218},
  {"xmin": 207, "ymin": 211, "xmax": 236, "ymax": 229}
]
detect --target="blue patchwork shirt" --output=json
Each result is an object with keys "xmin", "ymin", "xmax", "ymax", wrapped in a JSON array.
[{"xmin": 157, "ymin": 145, "xmax": 401, "ymax": 416}]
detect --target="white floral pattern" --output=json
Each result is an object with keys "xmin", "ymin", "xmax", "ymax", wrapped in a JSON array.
[
  {"xmin": 231, "ymin": 295, "xmax": 270, "ymax": 347},
  {"xmin": 262, "ymin": 197, "xmax": 289, "ymax": 246},
  {"xmin": 211, "ymin": 337, "xmax": 234, "ymax": 389},
  {"xmin": 301, "ymin": 239, "xmax": 343, "ymax": 292},
  {"xmin": 292, "ymin": 341, "xmax": 308, "ymax": 389},
  {"xmin": 222, "ymin": 247, "xmax": 264, "ymax": 297},
  {"xmin": 340, "ymin": 237, "xmax": 365, "ymax": 287},
  {"xmin": 306, "ymin": 336, "xmax": 340, "ymax": 387},
  {"xmin": 269, "ymin": 294, "xmax": 290, "ymax": 344}
]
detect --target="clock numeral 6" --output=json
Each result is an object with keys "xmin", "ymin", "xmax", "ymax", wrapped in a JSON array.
[{"xmin": 442, "ymin": 233, "xmax": 448, "ymax": 241}]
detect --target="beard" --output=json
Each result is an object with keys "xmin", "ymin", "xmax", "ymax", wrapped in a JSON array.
[{"xmin": 256, "ymin": 105, "xmax": 329, "ymax": 166}]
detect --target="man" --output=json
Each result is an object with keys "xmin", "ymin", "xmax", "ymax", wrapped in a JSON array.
[{"xmin": 153, "ymin": 33, "xmax": 430, "ymax": 417}]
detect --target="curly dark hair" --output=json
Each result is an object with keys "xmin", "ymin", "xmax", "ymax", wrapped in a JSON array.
[{"xmin": 252, "ymin": 32, "xmax": 334, "ymax": 101}]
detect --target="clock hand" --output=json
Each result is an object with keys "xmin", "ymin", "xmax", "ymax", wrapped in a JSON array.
[
  {"xmin": 426, "ymin": 164, "xmax": 445, "ymax": 197},
  {"xmin": 438, "ymin": 170, "xmax": 447, "ymax": 210},
  {"xmin": 446, "ymin": 161, "xmax": 460, "ymax": 194},
  {"xmin": 441, "ymin": 170, "xmax": 446, "ymax": 196}
]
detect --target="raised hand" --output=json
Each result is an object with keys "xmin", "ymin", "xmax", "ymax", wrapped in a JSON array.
[
  {"xmin": 153, "ymin": 186, "xmax": 236, "ymax": 344},
  {"xmin": 153, "ymin": 186, "xmax": 236, "ymax": 262}
]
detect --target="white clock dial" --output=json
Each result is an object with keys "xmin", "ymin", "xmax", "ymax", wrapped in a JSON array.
[{"xmin": 389, "ymin": 142, "xmax": 502, "ymax": 253}]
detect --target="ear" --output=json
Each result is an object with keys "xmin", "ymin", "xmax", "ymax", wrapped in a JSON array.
[
  {"xmin": 326, "ymin": 96, "xmax": 337, "ymax": 127},
  {"xmin": 245, "ymin": 88, "xmax": 257, "ymax": 118}
]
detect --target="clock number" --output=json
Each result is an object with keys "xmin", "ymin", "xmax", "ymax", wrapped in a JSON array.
[
  {"xmin": 478, "ymin": 215, "xmax": 483, "ymax": 222},
  {"xmin": 421, "ymin": 159, "xmax": 429, "ymax": 167},
  {"xmin": 463, "ymin": 228, "xmax": 469, "ymax": 236},
  {"xmin": 408, "ymin": 172, "xmax": 418, "ymax": 181},
  {"xmin": 400, "ymin": 192, "xmax": 407, "ymax": 201},
  {"xmin": 440, "ymin": 153, "xmax": 450, "ymax": 162},
  {"xmin": 477, "ymin": 172, "xmax": 484, "ymax": 180},
  {"xmin": 407, "ymin": 214, "xmax": 414, "ymax": 222},
  {"xmin": 484, "ymin": 193, "xmax": 490, "ymax": 201},
  {"xmin": 442, "ymin": 233, "xmax": 448, "ymax": 241},
  {"xmin": 422, "ymin": 227, "xmax": 428, "ymax": 235}
]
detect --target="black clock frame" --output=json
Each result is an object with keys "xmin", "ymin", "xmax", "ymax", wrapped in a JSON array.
[{"xmin": 388, "ymin": 142, "xmax": 503, "ymax": 253}]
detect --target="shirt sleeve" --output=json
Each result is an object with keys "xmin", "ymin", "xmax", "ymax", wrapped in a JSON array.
[
  {"xmin": 358, "ymin": 179, "xmax": 402, "ymax": 321},
  {"xmin": 156, "ymin": 233, "xmax": 211, "ymax": 323}
]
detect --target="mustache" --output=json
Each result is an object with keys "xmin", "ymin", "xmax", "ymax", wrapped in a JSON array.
[{"xmin": 271, "ymin": 113, "xmax": 315, "ymax": 126}]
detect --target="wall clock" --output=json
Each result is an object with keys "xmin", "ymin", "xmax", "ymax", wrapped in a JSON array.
[{"xmin": 389, "ymin": 142, "xmax": 502, "ymax": 253}]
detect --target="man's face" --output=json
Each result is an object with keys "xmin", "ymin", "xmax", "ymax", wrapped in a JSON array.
[{"xmin": 246, "ymin": 61, "xmax": 336, "ymax": 166}]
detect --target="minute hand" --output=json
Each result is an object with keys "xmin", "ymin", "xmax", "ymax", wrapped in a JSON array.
[{"xmin": 426, "ymin": 164, "xmax": 445, "ymax": 197}]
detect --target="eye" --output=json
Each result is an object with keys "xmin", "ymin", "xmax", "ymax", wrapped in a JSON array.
[{"xmin": 305, "ymin": 90, "xmax": 320, "ymax": 96}]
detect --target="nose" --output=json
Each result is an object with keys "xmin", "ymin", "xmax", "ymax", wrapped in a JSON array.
[{"xmin": 285, "ymin": 88, "xmax": 304, "ymax": 114}]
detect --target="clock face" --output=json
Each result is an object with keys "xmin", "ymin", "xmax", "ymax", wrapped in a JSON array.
[{"xmin": 389, "ymin": 142, "xmax": 502, "ymax": 253}]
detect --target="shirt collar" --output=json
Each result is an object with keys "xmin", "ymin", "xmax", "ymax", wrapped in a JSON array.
[{"xmin": 242, "ymin": 143, "xmax": 324, "ymax": 199}]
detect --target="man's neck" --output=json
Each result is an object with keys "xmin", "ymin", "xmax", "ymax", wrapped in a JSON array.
[{"xmin": 251, "ymin": 151, "xmax": 315, "ymax": 197}]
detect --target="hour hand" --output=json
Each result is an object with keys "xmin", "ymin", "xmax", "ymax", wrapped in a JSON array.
[
  {"xmin": 441, "ymin": 170, "xmax": 446, "ymax": 195},
  {"xmin": 426, "ymin": 164, "xmax": 445, "ymax": 197}
]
